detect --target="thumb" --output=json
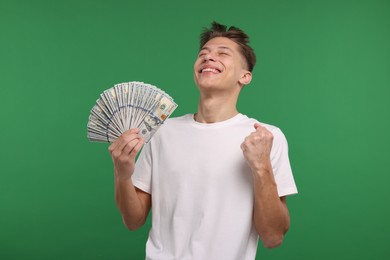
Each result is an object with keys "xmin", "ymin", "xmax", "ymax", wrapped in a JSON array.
[{"xmin": 254, "ymin": 123, "xmax": 261, "ymax": 130}]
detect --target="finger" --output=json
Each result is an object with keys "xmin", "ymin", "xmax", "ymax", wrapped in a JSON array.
[
  {"xmin": 129, "ymin": 138, "xmax": 145, "ymax": 158},
  {"xmin": 108, "ymin": 137, "xmax": 123, "ymax": 155},
  {"xmin": 108, "ymin": 132, "xmax": 125, "ymax": 153},
  {"xmin": 108, "ymin": 135, "xmax": 123, "ymax": 153},
  {"xmin": 108, "ymin": 142, "xmax": 116, "ymax": 154},
  {"xmin": 117, "ymin": 134, "xmax": 141, "ymax": 155},
  {"xmin": 255, "ymin": 123, "xmax": 266, "ymax": 132},
  {"xmin": 124, "ymin": 128, "xmax": 140, "ymax": 135},
  {"xmin": 110, "ymin": 129, "xmax": 140, "ymax": 154},
  {"xmin": 122, "ymin": 138, "xmax": 141, "ymax": 156},
  {"xmin": 240, "ymin": 142, "xmax": 245, "ymax": 151}
]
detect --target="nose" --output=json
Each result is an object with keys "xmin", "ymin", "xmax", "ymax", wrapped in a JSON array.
[{"xmin": 203, "ymin": 52, "xmax": 215, "ymax": 62}]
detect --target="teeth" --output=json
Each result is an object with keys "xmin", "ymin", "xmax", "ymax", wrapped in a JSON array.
[{"xmin": 202, "ymin": 68, "xmax": 219, "ymax": 73}]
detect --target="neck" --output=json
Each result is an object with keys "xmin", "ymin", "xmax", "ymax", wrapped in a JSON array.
[{"xmin": 194, "ymin": 90, "xmax": 240, "ymax": 123}]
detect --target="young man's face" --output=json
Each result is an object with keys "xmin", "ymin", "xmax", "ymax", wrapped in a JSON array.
[{"xmin": 193, "ymin": 37, "xmax": 251, "ymax": 92}]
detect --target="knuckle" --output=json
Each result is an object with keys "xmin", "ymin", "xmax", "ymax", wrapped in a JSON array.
[
  {"xmin": 131, "ymin": 146, "xmax": 141, "ymax": 156},
  {"xmin": 112, "ymin": 151, "xmax": 121, "ymax": 158},
  {"xmin": 125, "ymin": 128, "xmax": 137, "ymax": 135},
  {"xmin": 122, "ymin": 136, "xmax": 130, "ymax": 143},
  {"xmin": 130, "ymin": 150, "xmax": 137, "ymax": 157},
  {"xmin": 253, "ymin": 135, "xmax": 261, "ymax": 141},
  {"xmin": 119, "ymin": 155, "xmax": 129, "ymax": 163}
]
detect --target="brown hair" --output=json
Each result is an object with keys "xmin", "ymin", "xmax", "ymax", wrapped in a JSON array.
[{"xmin": 199, "ymin": 21, "xmax": 256, "ymax": 72}]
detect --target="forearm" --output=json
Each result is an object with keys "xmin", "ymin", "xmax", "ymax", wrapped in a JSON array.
[
  {"xmin": 114, "ymin": 174, "xmax": 147, "ymax": 230},
  {"xmin": 252, "ymin": 165, "xmax": 290, "ymax": 248},
  {"xmin": 108, "ymin": 129, "xmax": 148, "ymax": 230}
]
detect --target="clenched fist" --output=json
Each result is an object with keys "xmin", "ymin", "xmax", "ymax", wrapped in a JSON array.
[
  {"xmin": 241, "ymin": 123, "xmax": 274, "ymax": 172},
  {"xmin": 108, "ymin": 128, "xmax": 144, "ymax": 180}
]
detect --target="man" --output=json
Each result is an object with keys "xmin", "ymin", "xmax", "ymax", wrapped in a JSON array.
[{"xmin": 109, "ymin": 22, "xmax": 298, "ymax": 259}]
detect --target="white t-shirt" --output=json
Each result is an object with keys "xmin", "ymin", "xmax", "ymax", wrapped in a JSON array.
[{"xmin": 132, "ymin": 113, "xmax": 298, "ymax": 260}]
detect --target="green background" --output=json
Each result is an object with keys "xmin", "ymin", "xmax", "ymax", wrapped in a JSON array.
[{"xmin": 1, "ymin": 0, "xmax": 389, "ymax": 259}]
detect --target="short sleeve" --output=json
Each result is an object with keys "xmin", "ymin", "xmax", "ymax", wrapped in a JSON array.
[
  {"xmin": 270, "ymin": 128, "xmax": 298, "ymax": 197},
  {"xmin": 131, "ymin": 142, "xmax": 153, "ymax": 194}
]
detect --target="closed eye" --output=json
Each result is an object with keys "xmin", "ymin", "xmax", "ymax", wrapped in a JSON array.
[{"xmin": 198, "ymin": 50, "xmax": 209, "ymax": 57}]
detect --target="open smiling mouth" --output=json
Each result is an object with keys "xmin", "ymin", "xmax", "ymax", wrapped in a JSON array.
[{"xmin": 200, "ymin": 68, "xmax": 222, "ymax": 73}]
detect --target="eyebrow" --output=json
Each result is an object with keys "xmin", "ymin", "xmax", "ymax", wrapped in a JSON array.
[{"xmin": 200, "ymin": 46, "xmax": 233, "ymax": 52}]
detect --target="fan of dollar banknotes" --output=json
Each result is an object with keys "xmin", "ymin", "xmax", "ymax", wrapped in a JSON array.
[{"xmin": 87, "ymin": 81, "xmax": 178, "ymax": 143}]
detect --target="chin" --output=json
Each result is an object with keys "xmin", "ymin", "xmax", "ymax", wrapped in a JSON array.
[
  {"xmin": 197, "ymin": 84, "xmax": 225, "ymax": 93},
  {"xmin": 196, "ymin": 80, "xmax": 215, "ymax": 88}
]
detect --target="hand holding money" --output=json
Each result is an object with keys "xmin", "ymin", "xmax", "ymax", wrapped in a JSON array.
[{"xmin": 108, "ymin": 128, "xmax": 144, "ymax": 180}]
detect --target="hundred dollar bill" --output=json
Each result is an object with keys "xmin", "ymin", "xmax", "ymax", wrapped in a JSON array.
[{"xmin": 138, "ymin": 95, "xmax": 178, "ymax": 142}]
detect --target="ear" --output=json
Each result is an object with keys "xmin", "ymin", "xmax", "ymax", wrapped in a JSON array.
[{"xmin": 238, "ymin": 71, "xmax": 252, "ymax": 86}]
